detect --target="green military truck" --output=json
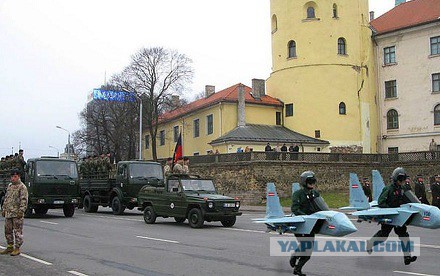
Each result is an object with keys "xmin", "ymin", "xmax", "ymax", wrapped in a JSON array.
[
  {"xmin": 79, "ymin": 160, "xmax": 163, "ymax": 215},
  {"xmin": 138, "ymin": 174, "xmax": 242, "ymax": 228},
  {"xmin": 0, "ymin": 157, "xmax": 81, "ymax": 217}
]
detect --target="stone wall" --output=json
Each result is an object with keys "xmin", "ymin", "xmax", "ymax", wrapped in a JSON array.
[{"xmin": 190, "ymin": 160, "xmax": 440, "ymax": 204}]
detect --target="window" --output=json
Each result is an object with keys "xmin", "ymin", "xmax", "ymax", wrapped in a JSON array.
[
  {"xmin": 193, "ymin": 119, "xmax": 200, "ymax": 137},
  {"xmin": 433, "ymin": 73, "xmax": 440, "ymax": 92},
  {"xmin": 384, "ymin": 46, "xmax": 396, "ymax": 64},
  {"xmin": 315, "ymin": 130, "xmax": 321, "ymax": 138},
  {"xmin": 385, "ymin": 80, "xmax": 397, "ymax": 98},
  {"xmin": 339, "ymin": 102, "xmax": 346, "ymax": 115},
  {"xmin": 431, "ymin": 36, "xmax": 440, "ymax": 55},
  {"xmin": 307, "ymin": 7, "xmax": 315, "ymax": 18},
  {"xmin": 193, "ymin": 152, "xmax": 200, "ymax": 156},
  {"xmin": 206, "ymin": 114, "xmax": 213, "ymax": 135},
  {"xmin": 332, "ymin": 4, "xmax": 338, "ymax": 18},
  {"xmin": 434, "ymin": 104, "xmax": 440, "ymax": 125},
  {"xmin": 338, "ymin": 38, "xmax": 346, "ymax": 55},
  {"xmin": 271, "ymin": 14, "xmax": 277, "ymax": 33},
  {"xmin": 388, "ymin": 147, "xmax": 399, "ymax": 154},
  {"xmin": 145, "ymin": 135, "xmax": 150, "ymax": 149},
  {"xmin": 288, "ymin": 41, "xmax": 297, "ymax": 58},
  {"xmin": 173, "ymin": 126, "xmax": 179, "ymax": 142},
  {"xmin": 276, "ymin": 112, "xmax": 282, "ymax": 125},
  {"xmin": 159, "ymin": 130, "xmax": 165, "ymax": 146},
  {"xmin": 387, "ymin": 109, "xmax": 399, "ymax": 129},
  {"xmin": 286, "ymin": 103, "xmax": 293, "ymax": 117}
]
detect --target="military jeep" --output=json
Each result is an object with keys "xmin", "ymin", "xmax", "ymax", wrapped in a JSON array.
[{"xmin": 137, "ymin": 174, "xmax": 242, "ymax": 228}]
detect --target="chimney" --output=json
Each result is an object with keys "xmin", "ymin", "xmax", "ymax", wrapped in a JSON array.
[
  {"xmin": 237, "ymin": 84, "xmax": 246, "ymax": 127},
  {"xmin": 252, "ymin": 79, "xmax": 265, "ymax": 99},
  {"xmin": 395, "ymin": 0, "xmax": 406, "ymax": 6},
  {"xmin": 171, "ymin": 95, "xmax": 180, "ymax": 108},
  {"xmin": 205, "ymin": 85, "xmax": 215, "ymax": 98},
  {"xmin": 369, "ymin": 11, "xmax": 374, "ymax": 21}
]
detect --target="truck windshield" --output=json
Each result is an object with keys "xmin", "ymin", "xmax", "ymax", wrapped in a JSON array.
[
  {"xmin": 36, "ymin": 160, "xmax": 78, "ymax": 179},
  {"xmin": 181, "ymin": 179, "xmax": 216, "ymax": 192},
  {"xmin": 129, "ymin": 163, "xmax": 163, "ymax": 180}
]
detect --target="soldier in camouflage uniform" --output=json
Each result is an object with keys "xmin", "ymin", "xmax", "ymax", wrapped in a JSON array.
[
  {"xmin": 163, "ymin": 158, "xmax": 172, "ymax": 177},
  {"xmin": 172, "ymin": 157, "xmax": 185, "ymax": 174},
  {"xmin": 183, "ymin": 157, "xmax": 190, "ymax": 174},
  {"xmin": 1, "ymin": 168, "xmax": 28, "ymax": 256}
]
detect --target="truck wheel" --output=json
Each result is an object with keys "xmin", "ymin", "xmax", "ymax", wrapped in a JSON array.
[
  {"xmin": 188, "ymin": 208, "xmax": 204, "ymax": 228},
  {"xmin": 84, "ymin": 195, "xmax": 98, "ymax": 213},
  {"xmin": 220, "ymin": 216, "xmax": 236, "ymax": 227},
  {"xmin": 174, "ymin": 217, "xmax": 186, "ymax": 223},
  {"xmin": 143, "ymin": 206, "xmax": 156, "ymax": 224},
  {"xmin": 111, "ymin": 197, "xmax": 125, "ymax": 215},
  {"xmin": 63, "ymin": 204, "xmax": 75, "ymax": 217},
  {"xmin": 34, "ymin": 206, "xmax": 48, "ymax": 216}
]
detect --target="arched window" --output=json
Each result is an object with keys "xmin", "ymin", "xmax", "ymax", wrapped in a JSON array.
[
  {"xmin": 434, "ymin": 104, "xmax": 440, "ymax": 125},
  {"xmin": 387, "ymin": 109, "xmax": 399, "ymax": 129},
  {"xmin": 339, "ymin": 102, "xmax": 346, "ymax": 115},
  {"xmin": 333, "ymin": 4, "xmax": 338, "ymax": 18},
  {"xmin": 338, "ymin": 38, "xmax": 346, "ymax": 55},
  {"xmin": 271, "ymin": 14, "xmax": 278, "ymax": 33},
  {"xmin": 288, "ymin": 40, "xmax": 297, "ymax": 58},
  {"xmin": 307, "ymin": 7, "xmax": 315, "ymax": 18}
]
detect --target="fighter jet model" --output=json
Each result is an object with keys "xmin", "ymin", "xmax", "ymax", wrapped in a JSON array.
[
  {"xmin": 340, "ymin": 170, "xmax": 385, "ymax": 211},
  {"xmin": 253, "ymin": 183, "xmax": 357, "ymax": 236},
  {"xmin": 347, "ymin": 172, "xmax": 440, "ymax": 229}
]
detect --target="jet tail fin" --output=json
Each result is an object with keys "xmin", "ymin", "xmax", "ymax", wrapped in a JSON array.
[
  {"xmin": 372, "ymin": 170, "xmax": 385, "ymax": 202},
  {"xmin": 348, "ymin": 173, "xmax": 370, "ymax": 209},
  {"xmin": 292, "ymin": 183, "xmax": 300, "ymax": 195},
  {"xmin": 265, "ymin": 183, "xmax": 285, "ymax": 219}
]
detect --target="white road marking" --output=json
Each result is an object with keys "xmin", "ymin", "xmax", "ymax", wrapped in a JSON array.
[
  {"xmin": 40, "ymin": 220, "xmax": 58, "ymax": 225},
  {"xmin": 68, "ymin": 270, "xmax": 89, "ymax": 276},
  {"xmin": 136, "ymin": 235, "xmax": 180, "ymax": 244},
  {"xmin": 0, "ymin": 245, "xmax": 53, "ymax": 265},
  {"xmin": 394, "ymin": 271, "xmax": 438, "ymax": 276}
]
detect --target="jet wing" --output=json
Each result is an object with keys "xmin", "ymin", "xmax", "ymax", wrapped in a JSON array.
[
  {"xmin": 352, "ymin": 208, "xmax": 399, "ymax": 216},
  {"xmin": 253, "ymin": 216, "xmax": 306, "ymax": 224}
]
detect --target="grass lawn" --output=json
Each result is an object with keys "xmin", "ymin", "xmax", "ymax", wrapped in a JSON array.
[{"xmin": 279, "ymin": 190, "xmax": 349, "ymax": 209}]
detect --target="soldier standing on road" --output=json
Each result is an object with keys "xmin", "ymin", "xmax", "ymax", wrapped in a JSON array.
[
  {"xmin": 183, "ymin": 157, "xmax": 190, "ymax": 174},
  {"xmin": 1, "ymin": 168, "xmax": 28, "ymax": 256},
  {"xmin": 172, "ymin": 157, "xmax": 185, "ymax": 174},
  {"xmin": 362, "ymin": 177, "xmax": 373, "ymax": 202},
  {"xmin": 366, "ymin": 167, "xmax": 417, "ymax": 265},
  {"xmin": 431, "ymin": 175, "xmax": 440, "ymax": 208},
  {"xmin": 163, "ymin": 158, "xmax": 172, "ymax": 176},
  {"xmin": 290, "ymin": 171, "xmax": 320, "ymax": 276},
  {"xmin": 414, "ymin": 175, "xmax": 429, "ymax": 205}
]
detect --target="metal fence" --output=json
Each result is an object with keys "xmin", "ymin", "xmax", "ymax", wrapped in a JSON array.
[{"xmin": 184, "ymin": 151, "xmax": 440, "ymax": 165}]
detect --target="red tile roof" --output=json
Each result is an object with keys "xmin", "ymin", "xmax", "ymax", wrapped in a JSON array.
[
  {"xmin": 371, "ymin": 0, "xmax": 440, "ymax": 35},
  {"xmin": 158, "ymin": 83, "xmax": 283, "ymax": 124}
]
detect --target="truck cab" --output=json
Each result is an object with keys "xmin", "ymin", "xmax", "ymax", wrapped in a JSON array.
[
  {"xmin": 24, "ymin": 157, "xmax": 80, "ymax": 217},
  {"xmin": 138, "ymin": 174, "xmax": 242, "ymax": 228}
]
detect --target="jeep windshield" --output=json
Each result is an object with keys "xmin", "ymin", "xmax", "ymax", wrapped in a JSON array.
[
  {"xmin": 129, "ymin": 163, "xmax": 163, "ymax": 180},
  {"xmin": 181, "ymin": 179, "xmax": 216, "ymax": 193},
  {"xmin": 36, "ymin": 160, "xmax": 78, "ymax": 179}
]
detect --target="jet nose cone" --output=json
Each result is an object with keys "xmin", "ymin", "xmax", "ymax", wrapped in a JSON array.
[
  {"xmin": 429, "ymin": 207, "xmax": 440, "ymax": 229},
  {"xmin": 333, "ymin": 213, "xmax": 358, "ymax": 236}
]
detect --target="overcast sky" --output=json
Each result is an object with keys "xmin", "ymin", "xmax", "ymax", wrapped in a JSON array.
[{"xmin": 0, "ymin": 0, "xmax": 395, "ymax": 159}]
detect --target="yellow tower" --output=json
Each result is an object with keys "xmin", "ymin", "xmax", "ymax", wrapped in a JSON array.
[{"xmin": 266, "ymin": 0, "xmax": 378, "ymax": 153}]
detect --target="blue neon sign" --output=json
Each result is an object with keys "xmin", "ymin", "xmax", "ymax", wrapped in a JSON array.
[{"xmin": 92, "ymin": 89, "xmax": 136, "ymax": 102}]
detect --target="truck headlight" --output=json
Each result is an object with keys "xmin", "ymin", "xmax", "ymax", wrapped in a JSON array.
[
  {"xmin": 38, "ymin": 199, "xmax": 45, "ymax": 204},
  {"xmin": 208, "ymin": 201, "xmax": 214, "ymax": 209},
  {"xmin": 235, "ymin": 201, "xmax": 240, "ymax": 208}
]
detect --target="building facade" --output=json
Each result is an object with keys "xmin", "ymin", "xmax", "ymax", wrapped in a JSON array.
[
  {"xmin": 266, "ymin": 0, "xmax": 378, "ymax": 153},
  {"xmin": 371, "ymin": 0, "xmax": 440, "ymax": 153}
]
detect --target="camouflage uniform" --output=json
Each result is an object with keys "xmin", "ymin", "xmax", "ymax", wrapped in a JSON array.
[
  {"xmin": 163, "ymin": 164, "xmax": 172, "ymax": 176},
  {"xmin": 172, "ymin": 163, "xmax": 185, "ymax": 174},
  {"xmin": 1, "ymin": 179, "xmax": 28, "ymax": 252},
  {"xmin": 183, "ymin": 165, "xmax": 189, "ymax": 174}
]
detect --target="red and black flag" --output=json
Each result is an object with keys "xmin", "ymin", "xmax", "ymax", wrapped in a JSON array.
[{"xmin": 173, "ymin": 132, "xmax": 183, "ymax": 165}]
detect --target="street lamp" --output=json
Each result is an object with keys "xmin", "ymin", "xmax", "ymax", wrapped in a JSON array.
[
  {"xmin": 56, "ymin": 125, "xmax": 71, "ymax": 160},
  {"xmin": 132, "ymin": 93, "xmax": 143, "ymax": 160},
  {"xmin": 49, "ymin": 145, "xmax": 60, "ymax": 158}
]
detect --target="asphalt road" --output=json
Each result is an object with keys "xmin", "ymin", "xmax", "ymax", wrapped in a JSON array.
[{"xmin": 0, "ymin": 208, "xmax": 439, "ymax": 276}]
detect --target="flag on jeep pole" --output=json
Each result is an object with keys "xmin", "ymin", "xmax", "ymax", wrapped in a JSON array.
[{"xmin": 173, "ymin": 132, "xmax": 183, "ymax": 164}]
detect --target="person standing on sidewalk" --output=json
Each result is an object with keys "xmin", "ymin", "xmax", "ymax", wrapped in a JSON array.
[{"xmin": 1, "ymin": 168, "xmax": 28, "ymax": 256}]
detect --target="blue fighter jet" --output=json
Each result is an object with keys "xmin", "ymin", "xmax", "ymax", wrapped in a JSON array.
[
  {"xmin": 346, "ymin": 172, "xmax": 440, "ymax": 229},
  {"xmin": 340, "ymin": 170, "xmax": 385, "ymax": 211},
  {"xmin": 253, "ymin": 183, "xmax": 357, "ymax": 236}
]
